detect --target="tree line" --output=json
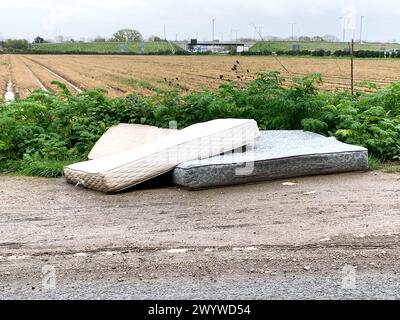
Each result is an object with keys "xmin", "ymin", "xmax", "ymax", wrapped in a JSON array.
[
  {"xmin": 36, "ymin": 29, "xmax": 165, "ymax": 44},
  {"xmin": 0, "ymin": 28, "xmax": 167, "ymax": 52}
]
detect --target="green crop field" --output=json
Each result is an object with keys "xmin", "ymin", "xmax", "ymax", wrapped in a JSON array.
[
  {"xmin": 30, "ymin": 41, "xmax": 181, "ymax": 54},
  {"xmin": 29, "ymin": 40, "xmax": 400, "ymax": 55},
  {"xmin": 250, "ymin": 41, "xmax": 400, "ymax": 52}
]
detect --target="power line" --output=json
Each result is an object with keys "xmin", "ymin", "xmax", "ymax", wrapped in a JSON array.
[
  {"xmin": 250, "ymin": 23, "xmax": 292, "ymax": 76},
  {"xmin": 349, "ymin": 39, "xmax": 355, "ymax": 95},
  {"xmin": 231, "ymin": 29, "xmax": 239, "ymax": 41},
  {"xmin": 339, "ymin": 17, "xmax": 346, "ymax": 42}
]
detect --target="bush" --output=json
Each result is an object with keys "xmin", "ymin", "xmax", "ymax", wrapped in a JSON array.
[
  {"xmin": 333, "ymin": 50, "xmax": 389, "ymax": 58},
  {"xmin": 271, "ymin": 49, "xmax": 332, "ymax": 57},
  {"xmin": 311, "ymin": 49, "xmax": 326, "ymax": 56},
  {"xmin": 1, "ymin": 39, "xmax": 29, "ymax": 52},
  {"xmin": 241, "ymin": 50, "xmax": 272, "ymax": 56},
  {"xmin": 1, "ymin": 75, "xmax": 400, "ymax": 176}
]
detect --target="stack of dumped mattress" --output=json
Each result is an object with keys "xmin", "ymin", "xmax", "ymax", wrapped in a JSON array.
[
  {"xmin": 65, "ymin": 120, "xmax": 369, "ymax": 193},
  {"xmin": 64, "ymin": 119, "xmax": 260, "ymax": 193}
]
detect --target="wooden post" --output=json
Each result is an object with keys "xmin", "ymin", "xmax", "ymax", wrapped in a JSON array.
[{"xmin": 349, "ymin": 39, "xmax": 354, "ymax": 95}]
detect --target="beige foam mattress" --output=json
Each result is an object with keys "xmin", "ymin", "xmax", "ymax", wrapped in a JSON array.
[
  {"xmin": 88, "ymin": 124, "xmax": 174, "ymax": 160},
  {"xmin": 64, "ymin": 119, "xmax": 260, "ymax": 193}
]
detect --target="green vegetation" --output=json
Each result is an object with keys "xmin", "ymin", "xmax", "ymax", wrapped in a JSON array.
[
  {"xmin": 380, "ymin": 162, "xmax": 400, "ymax": 173},
  {"xmin": 244, "ymin": 48, "xmax": 399, "ymax": 58},
  {"xmin": 0, "ymin": 39, "xmax": 29, "ymax": 52},
  {"xmin": 30, "ymin": 41, "xmax": 182, "ymax": 54},
  {"xmin": 1, "ymin": 73, "xmax": 400, "ymax": 177},
  {"xmin": 250, "ymin": 41, "xmax": 400, "ymax": 53},
  {"xmin": 111, "ymin": 28, "xmax": 143, "ymax": 42}
]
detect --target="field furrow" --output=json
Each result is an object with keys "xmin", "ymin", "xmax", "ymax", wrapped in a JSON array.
[
  {"xmin": 76, "ymin": 56, "xmax": 400, "ymax": 91},
  {"xmin": 25, "ymin": 55, "xmax": 166, "ymax": 95},
  {"xmin": 25, "ymin": 55, "xmax": 134, "ymax": 96},
  {"xmin": 20, "ymin": 56, "xmax": 81, "ymax": 95},
  {"xmin": 9, "ymin": 55, "xmax": 400, "ymax": 98},
  {"xmin": 0, "ymin": 55, "xmax": 10, "ymax": 98},
  {"xmin": 9, "ymin": 56, "xmax": 43, "ymax": 99}
]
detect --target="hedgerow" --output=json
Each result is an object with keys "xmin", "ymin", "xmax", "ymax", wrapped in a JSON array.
[
  {"xmin": 1, "ymin": 74, "xmax": 399, "ymax": 177},
  {"xmin": 246, "ymin": 49, "xmax": 398, "ymax": 58}
]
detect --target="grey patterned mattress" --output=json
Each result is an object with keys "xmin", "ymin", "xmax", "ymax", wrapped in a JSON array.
[{"xmin": 172, "ymin": 131, "xmax": 369, "ymax": 189}]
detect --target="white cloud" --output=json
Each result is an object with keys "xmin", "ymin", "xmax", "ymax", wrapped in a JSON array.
[
  {"xmin": 0, "ymin": 0, "xmax": 400, "ymax": 42},
  {"xmin": 308, "ymin": 7, "xmax": 323, "ymax": 15}
]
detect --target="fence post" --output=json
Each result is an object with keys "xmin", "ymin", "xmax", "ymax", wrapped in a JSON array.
[{"xmin": 349, "ymin": 39, "xmax": 354, "ymax": 95}]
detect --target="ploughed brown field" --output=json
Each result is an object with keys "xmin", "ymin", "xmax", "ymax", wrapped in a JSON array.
[
  {"xmin": 2, "ymin": 54, "xmax": 400, "ymax": 99},
  {"xmin": 0, "ymin": 55, "xmax": 10, "ymax": 97}
]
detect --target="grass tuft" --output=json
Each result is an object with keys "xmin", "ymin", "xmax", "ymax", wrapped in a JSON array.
[{"xmin": 381, "ymin": 162, "xmax": 400, "ymax": 173}]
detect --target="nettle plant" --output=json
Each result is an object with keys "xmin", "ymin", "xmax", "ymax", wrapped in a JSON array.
[{"xmin": 1, "ymin": 72, "xmax": 400, "ymax": 177}]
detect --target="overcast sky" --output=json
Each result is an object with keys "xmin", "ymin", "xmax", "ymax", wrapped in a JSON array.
[{"xmin": 0, "ymin": 0, "xmax": 399, "ymax": 42}]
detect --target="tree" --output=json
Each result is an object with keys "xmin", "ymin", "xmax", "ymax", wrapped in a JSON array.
[
  {"xmin": 55, "ymin": 35, "xmax": 65, "ymax": 43},
  {"xmin": 94, "ymin": 36, "xmax": 107, "ymax": 42},
  {"xmin": 322, "ymin": 34, "xmax": 340, "ymax": 42},
  {"xmin": 312, "ymin": 36, "xmax": 324, "ymax": 42},
  {"xmin": 148, "ymin": 35, "xmax": 162, "ymax": 42},
  {"xmin": 238, "ymin": 37, "xmax": 257, "ymax": 42},
  {"xmin": 111, "ymin": 29, "xmax": 143, "ymax": 42},
  {"xmin": 266, "ymin": 36, "xmax": 283, "ymax": 41},
  {"xmin": 2, "ymin": 39, "xmax": 29, "ymax": 51},
  {"xmin": 34, "ymin": 36, "xmax": 46, "ymax": 44},
  {"xmin": 298, "ymin": 36, "xmax": 311, "ymax": 42}
]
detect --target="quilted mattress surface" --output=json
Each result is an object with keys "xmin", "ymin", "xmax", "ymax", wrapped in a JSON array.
[
  {"xmin": 64, "ymin": 119, "xmax": 260, "ymax": 193},
  {"xmin": 88, "ymin": 124, "xmax": 174, "ymax": 160},
  {"xmin": 173, "ymin": 131, "xmax": 369, "ymax": 189}
]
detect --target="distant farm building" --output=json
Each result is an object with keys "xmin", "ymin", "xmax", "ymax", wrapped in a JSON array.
[{"xmin": 175, "ymin": 39, "xmax": 250, "ymax": 53}]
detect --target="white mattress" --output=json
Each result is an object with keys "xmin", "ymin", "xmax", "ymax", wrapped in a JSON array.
[
  {"xmin": 88, "ymin": 124, "xmax": 174, "ymax": 160},
  {"xmin": 64, "ymin": 119, "xmax": 260, "ymax": 193}
]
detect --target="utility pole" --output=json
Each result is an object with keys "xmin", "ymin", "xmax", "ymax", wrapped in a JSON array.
[
  {"xmin": 164, "ymin": 24, "xmax": 167, "ymax": 40},
  {"xmin": 349, "ymin": 39, "xmax": 354, "ymax": 95},
  {"xmin": 212, "ymin": 18, "xmax": 216, "ymax": 41},
  {"xmin": 359, "ymin": 16, "xmax": 365, "ymax": 43},
  {"xmin": 232, "ymin": 29, "xmax": 239, "ymax": 41},
  {"xmin": 289, "ymin": 22, "xmax": 297, "ymax": 40},
  {"xmin": 340, "ymin": 17, "xmax": 346, "ymax": 42}
]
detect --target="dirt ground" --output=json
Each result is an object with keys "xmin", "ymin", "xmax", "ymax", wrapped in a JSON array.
[
  {"xmin": 25, "ymin": 55, "xmax": 400, "ymax": 92},
  {"xmin": 0, "ymin": 56, "xmax": 9, "ymax": 98},
  {"xmin": 4, "ymin": 55, "xmax": 400, "ymax": 100},
  {"xmin": 1, "ymin": 171, "xmax": 400, "ymax": 299}
]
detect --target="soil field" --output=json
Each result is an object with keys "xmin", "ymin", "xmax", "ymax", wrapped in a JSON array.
[
  {"xmin": 3, "ymin": 54, "xmax": 400, "ymax": 100},
  {"xmin": 0, "ymin": 55, "xmax": 10, "ymax": 98}
]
